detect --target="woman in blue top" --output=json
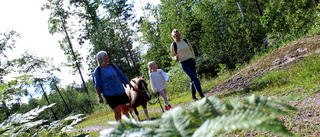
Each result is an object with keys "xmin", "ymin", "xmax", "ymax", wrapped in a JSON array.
[{"xmin": 93, "ymin": 51, "xmax": 134, "ymax": 121}]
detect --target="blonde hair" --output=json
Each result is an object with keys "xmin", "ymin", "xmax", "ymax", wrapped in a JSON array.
[
  {"xmin": 147, "ymin": 61, "xmax": 156, "ymax": 74},
  {"xmin": 96, "ymin": 51, "xmax": 106, "ymax": 66},
  {"xmin": 171, "ymin": 29, "xmax": 179, "ymax": 36}
]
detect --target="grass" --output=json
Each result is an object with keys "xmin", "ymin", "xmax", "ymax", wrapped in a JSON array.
[
  {"xmin": 250, "ymin": 54, "xmax": 320, "ymax": 97},
  {"xmin": 70, "ymin": 31, "xmax": 320, "ymax": 137}
]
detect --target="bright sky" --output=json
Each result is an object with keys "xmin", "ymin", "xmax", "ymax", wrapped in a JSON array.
[
  {"xmin": 0, "ymin": 0, "xmax": 160, "ymax": 83},
  {"xmin": 0, "ymin": 0, "xmax": 159, "ymax": 103},
  {"xmin": 0, "ymin": 0, "xmax": 70, "ymax": 84}
]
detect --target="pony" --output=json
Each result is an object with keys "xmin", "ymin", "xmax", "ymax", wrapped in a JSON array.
[{"xmin": 125, "ymin": 76, "xmax": 152, "ymax": 121}]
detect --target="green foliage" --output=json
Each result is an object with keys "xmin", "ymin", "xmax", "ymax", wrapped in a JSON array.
[
  {"xmin": 196, "ymin": 54, "xmax": 219, "ymax": 77},
  {"xmin": 315, "ymin": 3, "xmax": 320, "ymax": 29},
  {"xmin": 0, "ymin": 103, "xmax": 87, "ymax": 137},
  {"xmin": 166, "ymin": 64, "xmax": 190, "ymax": 94},
  {"xmin": 138, "ymin": 0, "xmax": 319, "ymax": 78},
  {"xmin": 42, "ymin": 0, "xmax": 85, "ymax": 70},
  {"xmin": 13, "ymin": 81, "xmax": 100, "ymax": 122},
  {"xmin": 0, "ymin": 30, "xmax": 20, "ymax": 102},
  {"xmin": 261, "ymin": 0, "xmax": 319, "ymax": 47},
  {"xmin": 0, "ymin": 74, "xmax": 35, "ymax": 123},
  {"xmin": 0, "ymin": 30, "xmax": 20, "ymax": 58},
  {"xmin": 69, "ymin": 0, "xmax": 141, "ymax": 78},
  {"xmin": 34, "ymin": 84, "xmax": 99, "ymax": 121},
  {"xmin": 100, "ymin": 94, "xmax": 298, "ymax": 136},
  {"xmin": 194, "ymin": 0, "xmax": 267, "ymax": 70}
]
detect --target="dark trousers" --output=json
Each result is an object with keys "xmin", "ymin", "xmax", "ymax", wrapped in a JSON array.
[{"xmin": 180, "ymin": 58, "xmax": 203, "ymax": 94}]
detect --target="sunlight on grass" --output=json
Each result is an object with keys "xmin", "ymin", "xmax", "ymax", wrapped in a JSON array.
[
  {"xmin": 75, "ymin": 112, "xmax": 114, "ymax": 128},
  {"xmin": 251, "ymin": 54, "xmax": 320, "ymax": 96}
]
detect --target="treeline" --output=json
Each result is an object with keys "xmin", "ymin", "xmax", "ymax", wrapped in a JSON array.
[
  {"xmin": 139, "ymin": 0, "xmax": 319, "ymax": 78},
  {"xmin": 1, "ymin": 0, "xmax": 319, "ymax": 123}
]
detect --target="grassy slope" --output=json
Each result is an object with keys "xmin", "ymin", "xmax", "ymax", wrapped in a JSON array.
[
  {"xmin": 72, "ymin": 32, "xmax": 320, "ymax": 136},
  {"xmin": 207, "ymin": 32, "xmax": 320, "ymax": 136}
]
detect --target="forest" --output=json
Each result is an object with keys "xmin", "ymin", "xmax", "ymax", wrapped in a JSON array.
[{"xmin": 1, "ymin": 0, "xmax": 320, "ymax": 136}]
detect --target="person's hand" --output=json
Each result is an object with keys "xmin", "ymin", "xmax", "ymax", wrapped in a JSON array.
[
  {"xmin": 192, "ymin": 58, "xmax": 195, "ymax": 60},
  {"xmin": 176, "ymin": 54, "xmax": 179, "ymax": 60},
  {"xmin": 98, "ymin": 96, "xmax": 104, "ymax": 104}
]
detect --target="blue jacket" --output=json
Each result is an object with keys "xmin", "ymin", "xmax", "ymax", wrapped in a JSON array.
[{"xmin": 93, "ymin": 64, "xmax": 128, "ymax": 96}]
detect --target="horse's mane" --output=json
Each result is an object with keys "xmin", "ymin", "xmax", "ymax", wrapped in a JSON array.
[{"xmin": 131, "ymin": 77, "xmax": 147, "ymax": 89}]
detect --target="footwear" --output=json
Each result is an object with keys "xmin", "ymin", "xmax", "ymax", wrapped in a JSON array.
[
  {"xmin": 165, "ymin": 105, "xmax": 169, "ymax": 110},
  {"xmin": 167, "ymin": 105, "xmax": 172, "ymax": 110},
  {"xmin": 192, "ymin": 96, "xmax": 198, "ymax": 101},
  {"xmin": 199, "ymin": 92, "xmax": 205, "ymax": 98},
  {"xmin": 192, "ymin": 91, "xmax": 198, "ymax": 101}
]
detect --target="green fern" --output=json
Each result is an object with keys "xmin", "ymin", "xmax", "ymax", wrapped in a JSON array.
[
  {"xmin": 101, "ymin": 94, "xmax": 298, "ymax": 137},
  {"xmin": 0, "ymin": 103, "xmax": 87, "ymax": 137}
]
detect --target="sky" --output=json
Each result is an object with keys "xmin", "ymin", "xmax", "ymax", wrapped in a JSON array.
[
  {"xmin": 0, "ymin": 0, "xmax": 160, "ymax": 103},
  {"xmin": 1, "ymin": 0, "xmax": 71, "ymax": 84}
]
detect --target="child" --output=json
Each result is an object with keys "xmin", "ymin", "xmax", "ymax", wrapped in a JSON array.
[{"xmin": 148, "ymin": 61, "xmax": 172, "ymax": 110}]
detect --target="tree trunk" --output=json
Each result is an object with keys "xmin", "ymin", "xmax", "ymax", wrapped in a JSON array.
[
  {"xmin": 253, "ymin": 0, "xmax": 263, "ymax": 16},
  {"xmin": 1, "ymin": 100, "xmax": 10, "ymax": 120},
  {"xmin": 62, "ymin": 17, "xmax": 89, "ymax": 94},
  {"xmin": 116, "ymin": 19, "xmax": 139, "ymax": 76},
  {"xmin": 54, "ymin": 84, "xmax": 72, "ymax": 113},
  {"xmin": 39, "ymin": 80, "xmax": 58, "ymax": 120},
  {"xmin": 235, "ymin": 0, "xmax": 246, "ymax": 19}
]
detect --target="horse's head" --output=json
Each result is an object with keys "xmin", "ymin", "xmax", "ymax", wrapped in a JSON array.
[{"xmin": 131, "ymin": 76, "xmax": 151, "ymax": 101}]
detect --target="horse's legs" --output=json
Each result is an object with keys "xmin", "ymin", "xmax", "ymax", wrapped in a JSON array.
[
  {"xmin": 128, "ymin": 108, "xmax": 136, "ymax": 120},
  {"xmin": 142, "ymin": 104, "xmax": 150, "ymax": 120},
  {"xmin": 133, "ymin": 108, "xmax": 141, "ymax": 121},
  {"xmin": 119, "ymin": 104, "xmax": 130, "ymax": 119},
  {"xmin": 143, "ymin": 108, "xmax": 150, "ymax": 120}
]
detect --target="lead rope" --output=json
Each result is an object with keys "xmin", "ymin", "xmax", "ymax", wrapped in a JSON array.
[
  {"xmin": 148, "ymin": 93, "xmax": 164, "ymax": 112},
  {"xmin": 140, "ymin": 82, "xmax": 164, "ymax": 112}
]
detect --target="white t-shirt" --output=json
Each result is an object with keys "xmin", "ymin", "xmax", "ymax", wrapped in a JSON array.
[
  {"xmin": 149, "ymin": 69, "xmax": 170, "ymax": 93},
  {"xmin": 170, "ymin": 39, "xmax": 195, "ymax": 62}
]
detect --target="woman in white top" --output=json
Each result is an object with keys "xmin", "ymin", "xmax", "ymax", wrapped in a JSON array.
[
  {"xmin": 170, "ymin": 29, "xmax": 205, "ymax": 101},
  {"xmin": 148, "ymin": 61, "xmax": 172, "ymax": 110}
]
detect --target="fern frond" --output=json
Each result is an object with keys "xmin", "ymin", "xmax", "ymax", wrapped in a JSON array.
[
  {"xmin": 101, "ymin": 94, "xmax": 298, "ymax": 137},
  {"xmin": 243, "ymin": 94, "xmax": 297, "ymax": 116},
  {"xmin": 193, "ymin": 107, "xmax": 291, "ymax": 137},
  {"xmin": 223, "ymin": 97, "xmax": 241, "ymax": 110},
  {"xmin": 254, "ymin": 119, "xmax": 293, "ymax": 136},
  {"xmin": 105, "ymin": 120, "xmax": 154, "ymax": 137},
  {"xmin": 102, "ymin": 108, "xmax": 193, "ymax": 137},
  {"xmin": 155, "ymin": 107, "xmax": 193, "ymax": 137},
  {"xmin": 188, "ymin": 96, "xmax": 227, "ymax": 122}
]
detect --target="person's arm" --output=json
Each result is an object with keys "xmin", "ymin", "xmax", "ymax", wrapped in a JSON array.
[
  {"xmin": 112, "ymin": 64, "xmax": 136, "ymax": 90},
  {"xmin": 150, "ymin": 73, "xmax": 158, "ymax": 93},
  {"xmin": 112, "ymin": 64, "xmax": 129, "ymax": 83},
  {"xmin": 160, "ymin": 69, "xmax": 170, "ymax": 82},
  {"xmin": 170, "ymin": 43, "xmax": 178, "ymax": 60},
  {"xmin": 96, "ymin": 87, "xmax": 104, "ymax": 103},
  {"xmin": 93, "ymin": 69, "xmax": 104, "ymax": 103}
]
